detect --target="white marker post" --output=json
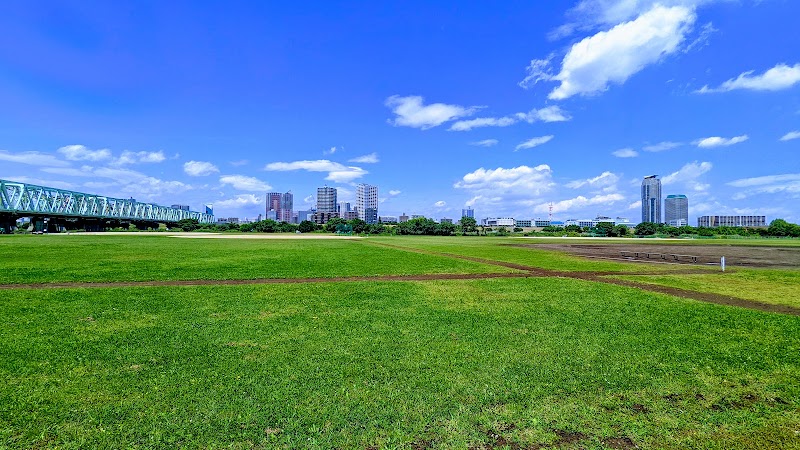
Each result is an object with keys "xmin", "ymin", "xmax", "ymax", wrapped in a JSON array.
[{"xmin": 721, "ymin": 256, "xmax": 725, "ymax": 272}]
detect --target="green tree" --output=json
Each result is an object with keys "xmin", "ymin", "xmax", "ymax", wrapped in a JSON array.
[
  {"xmin": 612, "ymin": 224, "xmax": 630, "ymax": 237},
  {"xmin": 298, "ymin": 220, "xmax": 317, "ymax": 233},
  {"xmin": 175, "ymin": 218, "xmax": 199, "ymax": 232},
  {"xmin": 325, "ymin": 217, "xmax": 347, "ymax": 232},
  {"xmin": 436, "ymin": 222, "xmax": 457, "ymax": 236},
  {"xmin": 564, "ymin": 224, "xmax": 582, "ymax": 233},
  {"xmin": 634, "ymin": 222, "xmax": 657, "ymax": 236},
  {"xmin": 594, "ymin": 222, "xmax": 614, "ymax": 237},
  {"xmin": 459, "ymin": 216, "xmax": 477, "ymax": 235},
  {"xmin": 348, "ymin": 218, "xmax": 367, "ymax": 234}
]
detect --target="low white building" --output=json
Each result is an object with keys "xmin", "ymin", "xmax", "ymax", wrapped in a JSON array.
[{"xmin": 484, "ymin": 217, "xmax": 515, "ymax": 227}]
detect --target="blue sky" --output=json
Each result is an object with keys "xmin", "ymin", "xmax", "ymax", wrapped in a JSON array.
[{"xmin": 1, "ymin": 0, "xmax": 799, "ymax": 223}]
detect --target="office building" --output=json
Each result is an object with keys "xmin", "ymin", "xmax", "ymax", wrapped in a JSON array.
[
  {"xmin": 343, "ymin": 211, "xmax": 358, "ymax": 220},
  {"xmin": 440, "ymin": 218, "xmax": 453, "ymax": 224},
  {"xmin": 316, "ymin": 187, "xmax": 337, "ymax": 213},
  {"xmin": 665, "ymin": 194, "xmax": 689, "ymax": 227},
  {"xmin": 399, "ymin": 213, "xmax": 409, "ymax": 223},
  {"xmin": 297, "ymin": 210, "xmax": 314, "ymax": 222},
  {"xmin": 266, "ymin": 191, "xmax": 293, "ymax": 223},
  {"xmin": 356, "ymin": 183, "xmax": 378, "ymax": 224},
  {"xmin": 485, "ymin": 218, "xmax": 515, "ymax": 227},
  {"xmin": 641, "ymin": 175, "xmax": 662, "ymax": 223},
  {"xmin": 380, "ymin": 216, "xmax": 398, "ymax": 224},
  {"xmin": 337, "ymin": 202, "xmax": 351, "ymax": 214},
  {"xmin": 515, "ymin": 219, "xmax": 532, "ymax": 227},
  {"xmin": 462, "ymin": 207, "xmax": 474, "ymax": 219},
  {"xmin": 697, "ymin": 215, "xmax": 766, "ymax": 228}
]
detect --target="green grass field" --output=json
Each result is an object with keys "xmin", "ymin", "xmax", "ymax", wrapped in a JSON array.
[{"xmin": 1, "ymin": 234, "xmax": 799, "ymax": 449}]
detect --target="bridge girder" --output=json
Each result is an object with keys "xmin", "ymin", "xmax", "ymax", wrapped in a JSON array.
[{"xmin": 0, "ymin": 179, "xmax": 214, "ymax": 224}]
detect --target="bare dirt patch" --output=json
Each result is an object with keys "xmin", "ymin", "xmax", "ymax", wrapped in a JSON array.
[{"xmin": 519, "ymin": 243, "xmax": 800, "ymax": 268}]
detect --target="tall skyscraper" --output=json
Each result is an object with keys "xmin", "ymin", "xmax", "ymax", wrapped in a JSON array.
[
  {"xmin": 665, "ymin": 194, "xmax": 688, "ymax": 226},
  {"xmin": 462, "ymin": 207, "xmax": 474, "ymax": 219},
  {"xmin": 337, "ymin": 202, "xmax": 350, "ymax": 214},
  {"xmin": 641, "ymin": 175, "xmax": 662, "ymax": 223},
  {"xmin": 267, "ymin": 192, "xmax": 293, "ymax": 222},
  {"xmin": 316, "ymin": 186, "xmax": 337, "ymax": 213},
  {"xmin": 279, "ymin": 191, "xmax": 293, "ymax": 222},
  {"xmin": 356, "ymin": 183, "xmax": 379, "ymax": 224}
]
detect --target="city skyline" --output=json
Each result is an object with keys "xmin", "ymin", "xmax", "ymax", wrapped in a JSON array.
[{"xmin": 1, "ymin": 2, "xmax": 799, "ymax": 223}]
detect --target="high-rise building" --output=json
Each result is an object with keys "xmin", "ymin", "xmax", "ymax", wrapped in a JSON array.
[
  {"xmin": 337, "ymin": 202, "xmax": 350, "ymax": 214},
  {"xmin": 279, "ymin": 192, "xmax": 293, "ymax": 222},
  {"xmin": 665, "ymin": 194, "xmax": 688, "ymax": 227},
  {"xmin": 317, "ymin": 187, "xmax": 337, "ymax": 213},
  {"xmin": 641, "ymin": 175, "xmax": 662, "ymax": 223},
  {"xmin": 266, "ymin": 192, "xmax": 293, "ymax": 223},
  {"xmin": 205, "ymin": 204, "xmax": 214, "ymax": 216},
  {"xmin": 462, "ymin": 207, "xmax": 474, "ymax": 219},
  {"xmin": 356, "ymin": 183, "xmax": 378, "ymax": 224}
]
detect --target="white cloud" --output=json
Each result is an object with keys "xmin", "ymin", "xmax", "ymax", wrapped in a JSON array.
[
  {"xmin": 450, "ymin": 106, "xmax": 571, "ymax": 131},
  {"xmin": 549, "ymin": 0, "xmax": 715, "ymax": 39},
  {"xmin": 454, "ymin": 165, "xmax": 555, "ymax": 196},
  {"xmin": 385, "ymin": 95, "xmax": 479, "ymax": 129},
  {"xmin": 449, "ymin": 116, "xmax": 516, "ymax": 131},
  {"xmin": 727, "ymin": 173, "xmax": 800, "ymax": 199},
  {"xmin": 524, "ymin": 5, "xmax": 696, "ymax": 100},
  {"xmin": 219, "ymin": 175, "xmax": 272, "ymax": 192},
  {"xmin": 728, "ymin": 173, "xmax": 800, "ymax": 188},
  {"xmin": 780, "ymin": 131, "xmax": 800, "ymax": 142},
  {"xmin": 694, "ymin": 135, "xmax": 748, "ymax": 148},
  {"xmin": 696, "ymin": 63, "xmax": 800, "ymax": 93},
  {"xmin": 264, "ymin": 159, "xmax": 368, "ymax": 183},
  {"xmin": 628, "ymin": 200, "xmax": 641, "ymax": 210},
  {"xmin": 348, "ymin": 153, "xmax": 379, "ymax": 164},
  {"xmin": 662, "ymin": 161, "xmax": 712, "ymax": 192},
  {"xmin": 389, "ymin": 190, "xmax": 401, "ymax": 196},
  {"xmin": 612, "ymin": 148, "xmax": 638, "ymax": 158},
  {"xmin": 57, "ymin": 145, "xmax": 112, "ymax": 162},
  {"xmin": 515, "ymin": 135, "xmax": 554, "ymax": 151},
  {"xmin": 521, "ymin": 105, "xmax": 572, "ymax": 122},
  {"xmin": 0, "ymin": 150, "xmax": 70, "ymax": 167},
  {"xmin": 470, "ymin": 139, "xmax": 499, "ymax": 147},
  {"xmin": 113, "ymin": 150, "xmax": 166, "ymax": 165},
  {"xmin": 214, "ymin": 194, "xmax": 262, "ymax": 208},
  {"xmin": 534, "ymin": 193, "xmax": 625, "ymax": 214},
  {"xmin": 0, "ymin": 175, "xmax": 75, "ymax": 189},
  {"xmin": 184, "ymin": 161, "xmax": 219, "ymax": 177},
  {"xmin": 566, "ymin": 171, "xmax": 620, "ymax": 189},
  {"xmin": 434, "ymin": 201, "xmax": 447, "ymax": 207},
  {"xmin": 643, "ymin": 141, "xmax": 683, "ymax": 152},
  {"xmin": 324, "ymin": 146, "xmax": 338, "ymax": 155}
]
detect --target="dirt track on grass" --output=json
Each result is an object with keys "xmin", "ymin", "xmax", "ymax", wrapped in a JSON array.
[
  {"xmin": 516, "ymin": 243, "xmax": 800, "ymax": 268},
  {"xmin": 2, "ymin": 242, "xmax": 797, "ymax": 316}
]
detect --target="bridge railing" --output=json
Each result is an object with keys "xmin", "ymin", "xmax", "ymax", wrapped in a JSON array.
[{"xmin": 0, "ymin": 179, "xmax": 214, "ymax": 224}]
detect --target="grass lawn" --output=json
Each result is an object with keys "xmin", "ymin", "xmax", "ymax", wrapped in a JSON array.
[
  {"xmin": 2, "ymin": 279, "xmax": 799, "ymax": 449},
  {"xmin": 613, "ymin": 268, "xmax": 800, "ymax": 309},
  {"xmin": 0, "ymin": 235, "xmax": 514, "ymax": 284},
  {"xmin": 368, "ymin": 236, "xmax": 715, "ymax": 273}
]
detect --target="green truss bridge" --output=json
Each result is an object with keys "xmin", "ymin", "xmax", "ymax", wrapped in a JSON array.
[{"xmin": 0, "ymin": 178, "xmax": 214, "ymax": 232}]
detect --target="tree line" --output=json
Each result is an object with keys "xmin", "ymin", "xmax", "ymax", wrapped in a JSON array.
[{"xmin": 172, "ymin": 217, "xmax": 800, "ymax": 238}]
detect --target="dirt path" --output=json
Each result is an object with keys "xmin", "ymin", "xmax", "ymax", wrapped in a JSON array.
[{"xmin": 2, "ymin": 242, "xmax": 797, "ymax": 316}]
